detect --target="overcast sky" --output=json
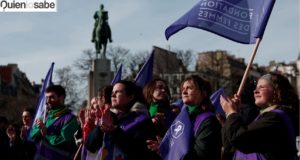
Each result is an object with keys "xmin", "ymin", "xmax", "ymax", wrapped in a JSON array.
[{"xmin": 0, "ymin": 0, "xmax": 299, "ymax": 83}]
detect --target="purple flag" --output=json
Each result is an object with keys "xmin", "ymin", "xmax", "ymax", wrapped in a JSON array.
[
  {"xmin": 165, "ymin": 0, "xmax": 275, "ymax": 44},
  {"xmin": 171, "ymin": 99, "xmax": 184, "ymax": 109},
  {"xmin": 134, "ymin": 51, "xmax": 154, "ymax": 87},
  {"xmin": 159, "ymin": 106, "xmax": 192, "ymax": 160},
  {"xmin": 111, "ymin": 64, "xmax": 122, "ymax": 85},
  {"xmin": 120, "ymin": 114, "xmax": 148, "ymax": 132},
  {"xmin": 31, "ymin": 62, "xmax": 54, "ymax": 128},
  {"xmin": 210, "ymin": 88, "xmax": 225, "ymax": 116}
]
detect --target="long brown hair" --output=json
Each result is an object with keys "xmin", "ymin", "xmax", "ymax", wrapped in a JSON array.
[
  {"xmin": 143, "ymin": 78, "xmax": 171, "ymax": 104},
  {"xmin": 260, "ymin": 73, "xmax": 299, "ymax": 135}
]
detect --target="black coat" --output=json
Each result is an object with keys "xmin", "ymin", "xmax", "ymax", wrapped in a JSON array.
[
  {"xmin": 184, "ymin": 112, "xmax": 222, "ymax": 160},
  {"xmin": 85, "ymin": 111, "xmax": 161, "ymax": 160},
  {"xmin": 223, "ymin": 108, "xmax": 298, "ymax": 160}
]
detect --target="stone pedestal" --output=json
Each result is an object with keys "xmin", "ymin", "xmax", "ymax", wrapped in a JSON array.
[{"xmin": 88, "ymin": 59, "xmax": 113, "ymax": 103}]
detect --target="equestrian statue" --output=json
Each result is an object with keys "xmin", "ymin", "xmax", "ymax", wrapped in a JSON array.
[{"xmin": 91, "ymin": 4, "xmax": 112, "ymax": 59}]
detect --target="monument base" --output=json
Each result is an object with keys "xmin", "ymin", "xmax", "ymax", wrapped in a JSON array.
[{"xmin": 88, "ymin": 59, "xmax": 113, "ymax": 103}]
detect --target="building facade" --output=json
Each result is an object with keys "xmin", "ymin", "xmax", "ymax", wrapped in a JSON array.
[{"xmin": 0, "ymin": 64, "xmax": 39, "ymax": 123}]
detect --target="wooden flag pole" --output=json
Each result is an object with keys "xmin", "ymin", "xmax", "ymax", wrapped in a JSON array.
[
  {"xmin": 73, "ymin": 143, "xmax": 83, "ymax": 160},
  {"xmin": 237, "ymin": 38, "xmax": 262, "ymax": 97},
  {"xmin": 43, "ymin": 107, "xmax": 47, "ymax": 123}
]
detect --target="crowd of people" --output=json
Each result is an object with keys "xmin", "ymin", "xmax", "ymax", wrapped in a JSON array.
[{"xmin": 0, "ymin": 73, "xmax": 299, "ymax": 160}]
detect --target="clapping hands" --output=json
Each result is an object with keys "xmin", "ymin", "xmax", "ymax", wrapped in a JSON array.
[
  {"xmin": 220, "ymin": 94, "xmax": 240, "ymax": 117},
  {"xmin": 100, "ymin": 104, "xmax": 116, "ymax": 133}
]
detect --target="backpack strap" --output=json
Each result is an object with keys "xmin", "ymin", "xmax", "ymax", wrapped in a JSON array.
[{"xmin": 193, "ymin": 112, "xmax": 214, "ymax": 136}]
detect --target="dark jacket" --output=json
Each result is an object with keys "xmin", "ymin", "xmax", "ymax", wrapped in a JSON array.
[
  {"xmin": 223, "ymin": 106, "xmax": 298, "ymax": 160},
  {"xmin": 149, "ymin": 101, "xmax": 177, "ymax": 137},
  {"xmin": 183, "ymin": 112, "xmax": 222, "ymax": 160},
  {"xmin": 222, "ymin": 104, "xmax": 259, "ymax": 160},
  {"xmin": 85, "ymin": 102, "xmax": 161, "ymax": 160}
]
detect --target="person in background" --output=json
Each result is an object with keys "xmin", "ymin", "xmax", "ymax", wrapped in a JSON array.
[
  {"xmin": 3, "ymin": 108, "xmax": 36, "ymax": 160},
  {"xmin": 85, "ymin": 80, "xmax": 161, "ymax": 160},
  {"xmin": 20, "ymin": 108, "xmax": 35, "ymax": 140},
  {"xmin": 30, "ymin": 85, "xmax": 80, "ymax": 160},
  {"xmin": 79, "ymin": 96, "xmax": 100, "ymax": 143},
  {"xmin": 221, "ymin": 73, "xmax": 299, "ymax": 160},
  {"xmin": 143, "ymin": 78, "xmax": 176, "ymax": 136},
  {"xmin": 6, "ymin": 123, "xmax": 24, "ymax": 160},
  {"xmin": 80, "ymin": 85, "xmax": 112, "ymax": 160},
  {"xmin": 79, "ymin": 86, "xmax": 113, "ymax": 143},
  {"xmin": 20, "ymin": 108, "xmax": 36, "ymax": 160}
]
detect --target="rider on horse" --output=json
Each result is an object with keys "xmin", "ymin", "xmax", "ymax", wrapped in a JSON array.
[{"xmin": 92, "ymin": 4, "xmax": 112, "ymax": 59}]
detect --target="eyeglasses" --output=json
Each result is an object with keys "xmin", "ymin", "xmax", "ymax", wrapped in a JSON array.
[
  {"xmin": 155, "ymin": 85, "xmax": 167, "ymax": 90},
  {"xmin": 254, "ymin": 86, "xmax": 273, "ymax": 92}
]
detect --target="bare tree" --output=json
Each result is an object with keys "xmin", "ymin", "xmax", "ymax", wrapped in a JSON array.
[
  {"xmin": 73, "ymin": 49, "xmax": 95, "ymax": 80},
  {"xmin": 174, "ymin": 49, "xmax": 194, "ymax": 71},
  {"xmin": 69, "ymin": 46, "xmax": 131, "ymax": 108},
  {"xmin": 73, "ymin": 46, "xmax": 131, "ymax": 80},
  {"xmin": 106, "ymin": 45, "xmax": 130, "ymax": 71},
  {"xmin": 55, "ymin": 66, "xmax": 83, "ymax": 110},
  {"xmin": 124, "ymin": 51, "xmax": 149, "ymax": 80}
]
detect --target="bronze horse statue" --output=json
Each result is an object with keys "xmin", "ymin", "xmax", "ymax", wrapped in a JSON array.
[{"xmin": 92, "ymin": 5, "xmax": 112, "ymax": 59}]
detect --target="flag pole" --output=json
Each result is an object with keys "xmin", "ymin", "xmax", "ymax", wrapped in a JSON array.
[
  {"xmin": 73, "ymin": 143, "xmax": 83, "ymax": 160},
  {"xmin": 43, "ymin": 108, "xmax": 47, "ymax": 123},
  {"xmin": 236, "ymin": 38, "xmax": 261, "ymax": 97}
]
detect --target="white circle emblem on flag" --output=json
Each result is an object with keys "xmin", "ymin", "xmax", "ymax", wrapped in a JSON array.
[{"xmin": 171, "ymin": 121, "xmax": 185, "ymax": 139}]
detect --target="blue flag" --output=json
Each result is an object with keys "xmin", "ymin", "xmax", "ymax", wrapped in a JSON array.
[
  {"xmin": 31, "ymin": 62, "xmax": 54, "ymax": 128},
  {"xmin": 165, "ymin": 0, "xmax": 275, "ymax": 44},
  {"xmin": 171, "ymin": 99, "xmax": 184, "ymax": 109},
  {"xmin": 210, "ymin": 88, "xmax": 225, "ymax": 116},
  {"xmin": 134, "ymin": 51, "xmax": 154, "ymax": 87},
  {"xmin": 111, "ymin": 64, "xmax": 122, "ymax": 85},
  {"xmin": 159, "ymin": 106, "xmax": 192, "ymax": 160}
]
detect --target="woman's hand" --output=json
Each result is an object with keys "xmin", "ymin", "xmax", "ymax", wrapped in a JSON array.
[
  {"xmin": 146, "ymin": 136, "xmax": 162, "ymax": 155},
  {"xmin": 100, "ymin": 106, "xmax": 116, "ymax": 133},
  {"xmin": 20, "ymin": 125, "xmax": 29, "ymax": 140},
  {"xmin": 220, "ymin": 94, "xmax": 240, "ymax": 117},
  {"xmin": 152, "ymin": 112, "xmax": 165, "ymax": 124},
  {"xmin": 6, "ymin": 126, "xmax": 16, "ymax": 141}
]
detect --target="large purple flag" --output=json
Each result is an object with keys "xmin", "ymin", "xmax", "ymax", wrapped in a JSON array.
[
  {"xmin": 134, "ymin": 51, "xmax": 154, "ymax": 87},
  {"xmin": 210, "ymin": 88, "xmax": 225, "ymax": 116},
  {"xmin": 159, "ymin": 106, "xmax": 192, "ymax": 160},
  {"xmin": 111, "ymin": 64, "xmax": 122, "ymax": 85},
  {"xmin": 165, "ymin": 0, "xmax": 276, "ymax": 44},
  {"xmin": 31, "ymin": 62, "xmax": 54, "ymax": 128}
]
